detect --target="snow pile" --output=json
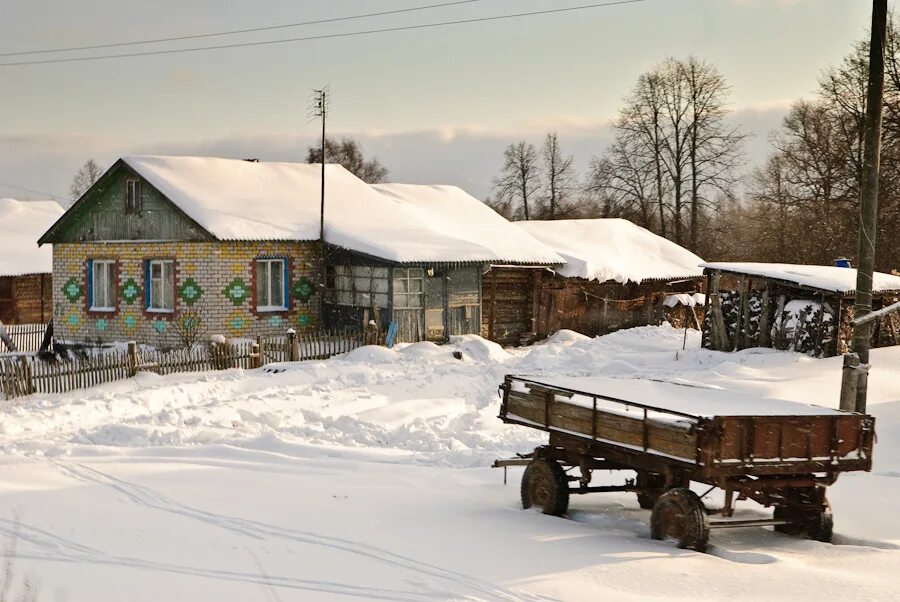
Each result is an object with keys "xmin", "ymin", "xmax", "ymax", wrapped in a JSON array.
[
  {"xmin": 122, "ymin": 156, "xmax": 563, "ymax": 265},
  {"xmin": 2, "ymin": 325, "xmax": 900, "ymax": 600},
  {"xmin": 0, "ymin": 198, "xmax": 63, "ymax": 275},
  {"xmin": 515, "ymin": 218, "xmax": 705, "ymax": 283},
  {"xmin": 703, "ymin": 261, "xmax": 900, "ymax": 294}
]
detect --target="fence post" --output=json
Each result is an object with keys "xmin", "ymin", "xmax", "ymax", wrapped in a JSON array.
[
  {"xmin": 287, "ymin": 328, "xmax": 299, "ymax": 362},
  {"xmin": 251, "ymin": 341, "xmax": 262, "ymax": 369},
  {"xmin": 839, "ymin": 353, "xmax": 861, "ymax": 412},
  {"xmin": 127, "ymin": 341, "xmax": 139, "ymax": 377},
  {"xmin": 17, "ymin": 355, "xmax": 34, "ymax": 396}
]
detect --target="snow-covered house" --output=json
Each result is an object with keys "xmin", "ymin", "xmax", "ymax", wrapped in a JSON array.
[
  {"xmin": 702, "ymin": 262, "xmax": 900, "ymax": 357},
  {"xmin": 482, "ymin": 219, "xmax": 705, "ymax": 345},
  {"xmin": 0, "ymin": 198, "xmax": 63, "ymax": 324},
  {"xmin": 38, "ymin": 156, "xmax": 562, "ymax": 346}
]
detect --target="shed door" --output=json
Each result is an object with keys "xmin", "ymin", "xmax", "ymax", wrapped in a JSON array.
[
  {"xmin": 0, "ymin": 277, "xmax": 13, "ymax": 323},
  {"xmin": 424, "ymin": 272, "xmax": 447, "ymax": 341}
]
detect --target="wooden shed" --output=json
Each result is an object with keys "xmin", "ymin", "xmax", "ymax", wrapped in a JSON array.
[
  {"xmin": 701, "ymin": 262, "xmax": 900, "ymax": 357},
  {"xmin": 0, "ymin": 198, "xmax": 62, "ymax": 324},
  {"xmin": 482, "ymin": 219, "xmax": 705, "ymax": 346},
  {"xmin": 322, "ymin": 184, "xmax": 562, "ymax": 343}
]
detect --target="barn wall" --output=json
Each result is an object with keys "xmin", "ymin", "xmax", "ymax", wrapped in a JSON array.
[
  {"xmin": 10, "ymin": 274, "xmax": 52, "ymax": 324},
  {"xmin": 482, "ymin": 267, "xmax": 700, "ymax": 346},
  {"xmin": 481, "ymin": 267, "xmax": 539, "ymax": 346}
]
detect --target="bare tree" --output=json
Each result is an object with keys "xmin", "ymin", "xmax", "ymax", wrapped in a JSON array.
[
  {"xmin": 683, "ymin": 57, "xmax": 745, "ymax": 250},
  {"xmin": 587, "ymin": 57, "xmax": 743, "ymax": 251},
  {"xmin": 493, "ymin": 141, "xmax": 541, "ymax": 220},
  {"xmin": 306, "ymin": 137, "xmax": 388, "ymax": 183},
  {"xmin": 69, "ymin": 159, "xmax": 103, "ymax": 203},
  {"xmin": 540, "ymin": 133, "xmax": 576, "ymax": 219}
]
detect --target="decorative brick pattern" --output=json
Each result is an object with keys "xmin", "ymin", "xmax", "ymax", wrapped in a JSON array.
[{"xmin": 52, "ymin": 241, "xmax": 320, "ymax": 346}]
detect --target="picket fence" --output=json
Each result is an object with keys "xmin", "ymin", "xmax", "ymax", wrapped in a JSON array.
[
  {"xmin": 0, "ymin": 323, "xmax": 48, "ymax": 354},
  {"xmin": 0, "ymin": 329, "xmax": 365, "ymax": 400},
  {"xmin": 259, "ymin": 329, "xmax": 367, "ymax": 364}
]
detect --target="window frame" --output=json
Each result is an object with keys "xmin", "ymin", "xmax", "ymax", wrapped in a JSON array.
[
  {"xmin": 125, "ymin": 178, "xmax": 142, "ymax": 214},
  {"xmin": 328, "ymin": 265, "xmax": 389, "ymax": 308},
  {"xmin": 256, "ymin": 258, "xmax": 288, "ymax": 312},
  {"xmin": 89, "ymin": 259, "xmax": 117, "ymax": 312},
  {"xmin": 146, "ymin": 259, "xmax": 175, "ymax": 313},
  {"xmin": 392, "ymin": 267, "xmax": 424, "ymax": 309}
]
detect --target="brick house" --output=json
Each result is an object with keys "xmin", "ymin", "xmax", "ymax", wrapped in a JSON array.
[
  {"xmin": 39, "ymin": 156, "xmax": 561, "ymax": 347},
  {"xmin": 0, "ymin": 198, "xmax": 63, "ymax": 324}
]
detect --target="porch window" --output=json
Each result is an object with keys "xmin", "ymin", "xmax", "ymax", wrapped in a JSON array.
[
  {"xmin": 329, "ymin": 266, "xmax": 389, "ymax": 307},
  {"xmin": 125, "ymin": 179, "xmax": 142, "ymax": 213},
  {"xmin": 392, "ymin": 268, "xmax": 424, "ymax": 309},
  {"xmin": 257, "ymin": 258, "xmax": 287, "ymax": 311},
  {"xmin": 90, "ymin": 259, "xmax": 116, "ymax": 311},
  {"xmin": 147, "ymin": 259, "xmax": 175, "ymax": 312}
]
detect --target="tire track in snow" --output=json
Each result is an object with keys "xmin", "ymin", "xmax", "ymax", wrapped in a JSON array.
[
  {"xmin": 53, "ymin": 461, "xmax": 553, "ymax": 602},
  {"xmin": 0, "ymin": 517, "xmax": 451, "ymax": 601}
]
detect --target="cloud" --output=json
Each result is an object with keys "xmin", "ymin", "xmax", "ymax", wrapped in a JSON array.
[{"xmin": 0, "ymin": 104, "xmax": 792, "ymax": 202}]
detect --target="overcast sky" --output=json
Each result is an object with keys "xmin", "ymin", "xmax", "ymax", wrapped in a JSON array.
[{"xmin": 0, "ymin": 0, "xmax": 875, "ymax": 202}]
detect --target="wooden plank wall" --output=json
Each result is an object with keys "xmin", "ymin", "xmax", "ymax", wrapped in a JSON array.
[
  {"xmin": 482, "ymin": 267, "xmax": 699, "ymax": 346},
  {"xmin": 2, "ymin": 274, "xmax": 52, "ymax": 324}
]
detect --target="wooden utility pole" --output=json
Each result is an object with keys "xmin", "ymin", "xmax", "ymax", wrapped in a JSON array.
[
  {"xmin": 311, "ymin": 87, "xmax": 330, "ymax": 327},
  {"xmin": 851, "ymin": 0, "xmax": 888, "ymax": 414}
]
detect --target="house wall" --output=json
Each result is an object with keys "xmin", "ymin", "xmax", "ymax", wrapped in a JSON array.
[
  {"xmin": 482, "ymin": 267, "xmax": 700, "ymax": 346},
  {"xmin": 52, "ymin": 241, "xmax": 320, "ymax": 347}
]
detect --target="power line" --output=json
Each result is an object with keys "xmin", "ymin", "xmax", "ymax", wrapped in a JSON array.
[
  {"xmin": 0, "ymin": 0, "xmax": 485, "ymax": 57},
  {"xmin": 0, "ymin": 179, "xmax": 60, "ymax": 199},
  {"xmin": 0, "ymin": 0, "xmax": 649, "ymax": 68}
]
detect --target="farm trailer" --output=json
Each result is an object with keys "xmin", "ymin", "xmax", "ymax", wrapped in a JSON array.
[{"xmin": 496, "ymin": 375, "xmax": 875, "ymax": 552}]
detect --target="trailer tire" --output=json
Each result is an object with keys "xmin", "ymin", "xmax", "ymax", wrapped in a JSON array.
[
  {"xmin": 774, "ymin": 497, "xmax": 833, "ymax": 542},
  {"xmin": 650, "ymin": 488, "xmax": 709, "ymax": 552},
  {"xmin": 521, "ymin": 458, "xmax": 569, "ymax": 516},
  {"xmin": 636, "ymin": 471, "xmax": 666, "ymax": 509}
]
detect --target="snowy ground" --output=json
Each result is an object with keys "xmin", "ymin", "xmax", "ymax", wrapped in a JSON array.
[{"xmin": 1, "ymin": 325, "xmax": 899, "ymax": 601}]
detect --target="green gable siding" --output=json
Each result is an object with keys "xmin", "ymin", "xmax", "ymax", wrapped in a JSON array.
[{"xmin": 47, "ymin": 162, "xmax": 212, "ymax": 243}]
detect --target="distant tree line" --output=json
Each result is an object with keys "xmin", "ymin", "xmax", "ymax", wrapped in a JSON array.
[
  {"xmin": 729, "ymin": 17, "xmax": 900, "ymax": 271},
  {"xmin": 489, "ymin": 57, "xmax": 745, "ymax": 260}
]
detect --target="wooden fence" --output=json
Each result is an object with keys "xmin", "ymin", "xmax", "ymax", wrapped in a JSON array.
[
  {"xmin": 0, "ymin": 323, "xmax": 47, "ymax": 353},
  {"xmin": 259, "ymin": 329, "xmax": 366, "ymax": 363},
  {"xmin": 0, "ymin": 329, "xmax": 366, "ymax": 400}
]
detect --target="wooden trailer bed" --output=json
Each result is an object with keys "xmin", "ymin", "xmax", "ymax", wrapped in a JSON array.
[{"xmin": 497, "ymin": 374, "xmax": 876, "ymax": 552}]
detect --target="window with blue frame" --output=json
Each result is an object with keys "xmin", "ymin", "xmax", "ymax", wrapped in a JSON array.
[
  {"xmin": 147, "ymin": 259, "xmax": 175, "ymax": 312},
  {"xmin": 256, "ymin": 258, "xmax": 288, "ymax": 311},
  {"xmin": 89, "ymin": 259, "xmax": 116, "ymax": 311}
]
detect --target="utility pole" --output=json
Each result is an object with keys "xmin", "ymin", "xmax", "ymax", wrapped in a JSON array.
[
  {"xmin": 311, "ymin": 87, "xmax": 329, "ymax": 242},
  {"xmin": 310, "ymin": 86, "xmax": 330, "ymax": 327},
  {"xmin": 851, "ymin": 0, "xmax": 888, "ymax": 414}
]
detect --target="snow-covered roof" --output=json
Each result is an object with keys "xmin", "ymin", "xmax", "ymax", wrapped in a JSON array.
[
  {"xmin": 513, "ymin": 219, "xmax": 705, "ymax": 284},
  {"xmin": 702, "ymin": 262, "xmax": 900, "ymax": 295},
  {"xmin": 0, "ymin": 198, "xmax": 64, "ymax": 276},
  {"xmin": 121, "ymin": 156, "xmax": 562, "ymax": 265},
  {"xmin": 370, "ymin": 183, "xmax": 564, "ymax": 265}
]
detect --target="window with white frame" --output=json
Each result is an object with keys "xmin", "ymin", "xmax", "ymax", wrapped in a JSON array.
[
  {"xmin": 329, "ymin": 266, "xmax": 389, "ymax": 307},
  {"xmin": 125, "ymin": 179, "xmax": 141, "ymax": 213},
  {"xmin": 90, "ymin": 259, "xmax": 116, "ymax": 311},
  {"xmin": 392, "ymin": 268, "xmax": 424, "ymax": 309},
  {"xmin": 148, "ymin": 259, "xmax": 175, "ymax": 311},
  {"xmin": 256, "ymin": 258, "xmax": 286, "ymax": 311}
]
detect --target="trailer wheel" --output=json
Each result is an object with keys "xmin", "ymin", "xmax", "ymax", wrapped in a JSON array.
[
  {"xmin": 636, "ymin": 471, "xmax": 666, "ymax": 510},
  {"xmin": 521, "ymin": 458, "xmax": 569, "ymax": 516},
  {"xmin": 774, "ymin": 496, "xmax": 833, "ymax": 542},
  {"xmin": 650, "ymin": 488, "xmax": 709, "ymax": 552}
]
